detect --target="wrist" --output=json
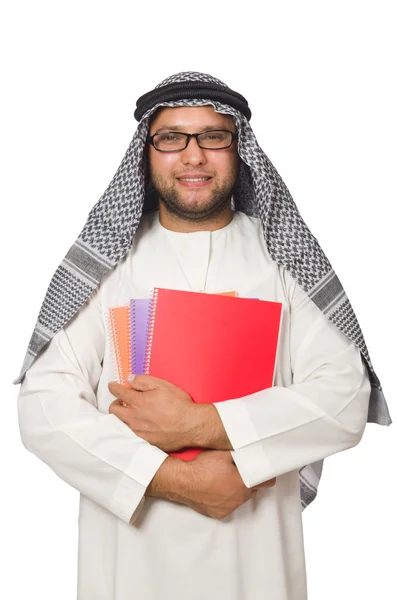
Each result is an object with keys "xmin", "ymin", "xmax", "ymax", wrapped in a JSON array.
[{"xmin": 192, "ymin": 403, "xmax": 233, "ymax": 451}]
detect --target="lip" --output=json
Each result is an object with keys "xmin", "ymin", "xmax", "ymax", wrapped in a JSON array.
[{"xmin": 176, "ymin": 175, "xmax": 213, "ymax": 188}]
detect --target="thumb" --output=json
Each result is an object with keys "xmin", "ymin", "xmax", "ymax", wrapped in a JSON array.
[{"xmin": 127, "ymin": 373, "xmax": 161, "ymax": 391}]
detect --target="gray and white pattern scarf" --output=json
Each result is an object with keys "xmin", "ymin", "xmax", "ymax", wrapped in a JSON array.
[{"xmin": 14, "ymin": 71, "xmax": 392, "ymax": 510}]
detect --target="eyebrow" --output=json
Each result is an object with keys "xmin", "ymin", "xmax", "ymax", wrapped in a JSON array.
[{"xmin": 154, "ymin": 124, "xmax": 230, "ymax": 133}]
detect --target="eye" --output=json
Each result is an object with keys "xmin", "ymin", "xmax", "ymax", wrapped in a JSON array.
[
  {"xmin": 156, "ymin": 133, "xmax": 184, "ymax": 142},
  {"xmin": 201, "ymin": 131, "xmax": 227, "ymax": 141}
]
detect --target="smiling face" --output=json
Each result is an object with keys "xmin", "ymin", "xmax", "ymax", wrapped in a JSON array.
[{"xmin": 147, "ymin": 105, "xmax": 241, "ymax": 231}]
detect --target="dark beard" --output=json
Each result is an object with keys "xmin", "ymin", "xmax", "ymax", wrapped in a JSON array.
[{"xmin": 150, "ymin": 169, "xmax": 238, "ymax": 225}]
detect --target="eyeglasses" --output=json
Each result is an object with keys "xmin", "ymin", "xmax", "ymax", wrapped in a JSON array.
[{"xmin": 148, "ymin": 130, "xmax": 238, "ymax": 152}]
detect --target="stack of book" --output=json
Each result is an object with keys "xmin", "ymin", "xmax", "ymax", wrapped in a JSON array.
[{"xmin": 108, "ymin": 288, "xmax": 282, "ymax": 460}]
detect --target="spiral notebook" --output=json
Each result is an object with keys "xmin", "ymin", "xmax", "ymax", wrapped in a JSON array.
[
  {"xmin": 144, "ymin": 287, "xmax": 283, "ymax": 460},
  {"xmin": 108, "ymin": 291, "xmax": 237, "ymax": 383},
  {"xmin": 107, "ymin": 305, "xmax": 131, "ymax": 385},
  {"xmin": 130, "ymin": 298, "xmax": 152, "ymax": 376}
]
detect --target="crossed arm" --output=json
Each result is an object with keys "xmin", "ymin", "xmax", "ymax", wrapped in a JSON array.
[
  {"xmin": 17, "ymin": 281, "xmax": 371, "ymax": 525},
  {"xmin": 108, "ymin": 374, "xmax": 233, "ymax": 452},
  {"xmin": 106, "ymin": 374, "xmax": 236, "ymax": 502}
]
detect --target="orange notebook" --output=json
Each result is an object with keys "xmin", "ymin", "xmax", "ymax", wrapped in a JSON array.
[
  {"xmin": 108, "ymin": 305, "xmax": 131, "ymax": 385},
  {"xmin": 145, "ymin": 288, "xmax": 283, "ymax": 461}
]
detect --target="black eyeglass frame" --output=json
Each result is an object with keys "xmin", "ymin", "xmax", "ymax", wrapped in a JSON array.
[{"xmin": 148, "ymin": 129, "xmax": 238, "ymax": 152}]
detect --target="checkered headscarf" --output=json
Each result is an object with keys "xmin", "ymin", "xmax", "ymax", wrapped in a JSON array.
[{"xmin": 14, "ymin": 71, "xmax": 391, "ymax": 509}]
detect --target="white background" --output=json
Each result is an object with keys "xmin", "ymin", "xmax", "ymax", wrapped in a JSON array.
[{"xmin": 1, "ymin": 1, "xmax": 396, "ymax": 598}]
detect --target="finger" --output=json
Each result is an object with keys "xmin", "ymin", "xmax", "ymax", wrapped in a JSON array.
[
  {"xmin": 126, "ymin": 373, "xmax": 165, "ymax": 391},
  {"xmin": 112, "ymin": 399, "xmax": 130, "ymax": 408},
  {"xmin": 108, "ymin": 401, "xmax": 133, "ymax": 421},
  {"xmin": 108, "ymin": 399, "xmax": 121, "ymax": 411},
  {"xmin": 108, "ymin": 382, "xmax": 141, "ymax": 405},
  {"xmin": 108, "ymin": 381, "xmax": 129, "ymax": 395}
]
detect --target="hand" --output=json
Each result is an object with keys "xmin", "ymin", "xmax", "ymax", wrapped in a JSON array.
[
  {"xmin": 183, "ymin": 450, "xmax": 277, "ymax": 520},
  {"xmin": 108, "ymin": 374, "xmax": 198, "ymax": 452}
]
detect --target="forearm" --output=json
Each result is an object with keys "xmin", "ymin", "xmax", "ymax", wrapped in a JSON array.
[
  {"xmin": 17, "ymin": 314, "xmax": 169, "ymax": 526},
  {"xmin": 145, "ymin": 406, "xmax": 234, "ymax": 503},
  {"xmin": 190, "ymin": 404, "xmax": 233, "ymax": 451},
  {"xmin": 208, "ymin": 277, "xmax": 373, "ymax": 489},
  {"xmin": 214, "ymin": 349, "xmax": 371, "ymax": 488},
  {"xmin": 146, "ymin": 456, "xmax": 193, "ymax": 503}
]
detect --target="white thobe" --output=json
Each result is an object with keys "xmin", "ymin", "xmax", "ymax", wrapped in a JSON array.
[{"xmin": 17, "ymin": 209, "xmax": 371, "ymax": 600}]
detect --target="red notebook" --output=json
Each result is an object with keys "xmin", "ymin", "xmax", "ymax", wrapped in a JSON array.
[{"xmin": 145, "ymin": 288, "xmax": 283, "ymax": 461}]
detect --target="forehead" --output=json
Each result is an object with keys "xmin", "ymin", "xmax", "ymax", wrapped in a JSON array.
[{"xmin": 149, "ymin": 105, "xmax": 235, "ymax": 132}]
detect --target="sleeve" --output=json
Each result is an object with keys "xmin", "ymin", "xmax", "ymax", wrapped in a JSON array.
[
  {"xmin": 213, "ymin": 275, "xmax": 371, "ymax": 488},
  {"xmin": 17, "ymin": 289, "xmax": 169, "ymax": 524}
]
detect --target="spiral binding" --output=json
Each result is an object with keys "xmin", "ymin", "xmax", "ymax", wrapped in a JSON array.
[
  {"xmin": 126, "ymin": 303, "xmax": 133, "ymax": 381},
  {"xmin": 107, "ymin": 308, "xmax": 123, "ymax": 384},
  {"xmin": 130, "ymin": 299, "xmax": 136, "ymax": 375},
  {"xmin": 144, "ymin": 288, "xmax": 159, "ymax": 374}
]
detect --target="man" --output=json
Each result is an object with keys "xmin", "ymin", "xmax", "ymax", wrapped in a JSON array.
[{"xmin": 16, "ymin": 72, "xmax": 391, "ymax": 600}]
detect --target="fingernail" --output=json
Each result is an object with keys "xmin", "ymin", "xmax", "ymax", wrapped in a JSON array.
[{"xmin": 127, "ymin": 374, "xmax": 136, "ymax": 383}]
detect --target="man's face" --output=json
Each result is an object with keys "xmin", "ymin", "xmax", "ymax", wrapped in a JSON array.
[{"xmin": 147, "ymin": 105, "xmax": 240, "ymax": 222}]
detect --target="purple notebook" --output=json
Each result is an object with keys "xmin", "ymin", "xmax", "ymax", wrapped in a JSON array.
[{"xmin": 130, "ymin": 298, "xmax": 152, "ymax": 375}]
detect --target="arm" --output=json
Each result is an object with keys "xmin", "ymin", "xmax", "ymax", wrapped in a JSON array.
[
  {"xmin": 191, "ymin": 404, "xmax": 233, "ymax": 451},
  {"xmin": 199, "ymin": 276, "xmax": 371, "ymax": 488},
  {"xmin": 17, "ymin": 290, "xmax": 169, "ymax": 525},
  {"xmin": 146, "ymin": 456, "xmax": 192, "ymax": 502}
]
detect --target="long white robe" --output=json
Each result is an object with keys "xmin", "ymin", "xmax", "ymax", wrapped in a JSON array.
[{"xmin": 17, "ymin": 209, "xmax": 370, "ymax": 600}]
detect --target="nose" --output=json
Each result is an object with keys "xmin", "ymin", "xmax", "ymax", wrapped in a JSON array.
[{"xmin": 180, "ymin": 136, "xmax": 207, "ymax": 167}]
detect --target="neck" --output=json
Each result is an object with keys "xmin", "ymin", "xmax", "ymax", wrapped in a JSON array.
[{"xmin": 158, "ymin": 202, "xmax": 234, "ymax": 233}]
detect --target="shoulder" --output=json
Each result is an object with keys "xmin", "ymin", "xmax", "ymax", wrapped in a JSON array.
[
  {"xmin": 234, "ymin": 211, "xmax": 315, "ymax": 310},
  {"xmin": 87, "ymin": 211, "xmax": 159, "ymax": 304}
]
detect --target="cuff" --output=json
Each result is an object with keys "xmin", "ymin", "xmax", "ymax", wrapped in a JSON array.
[
  {"xmin": 230, "ymin": 443, "xmax": 273, "ymax": 488},
  {"xmin": 213, "ymin": 397, "xmax": 262, "ymax": 449},
  {"xmin": 213, "ymin": 396, "xmax": 272, "ymax": 489},
  {"xmin": 110, "ymin": 444, "xmax": 169, "ymax": 525}
]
